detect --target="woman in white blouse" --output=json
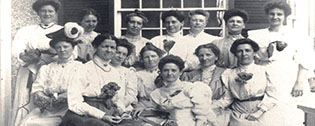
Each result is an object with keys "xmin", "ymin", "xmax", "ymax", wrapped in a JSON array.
[
  {"xmin": 212, "ymin": 38, "xmax": 283, "ymax": 126},
  {"xmin": 19, "ymin": 22, "xmax": 83, "ymax": 126},
  {"xmin": 10, "ymin": 0, "xmax": 63, "ymax": 125},
  {"xmin": 75, "ymin": 8, "xmax": 100, "ymax": 63},
  {"xmin": 61, "ymin": 34, "xmax": 141, "ymax": 126},
  {"xmin": 150, "ymin": 55, "xmax": 218, "ymax": 126}
]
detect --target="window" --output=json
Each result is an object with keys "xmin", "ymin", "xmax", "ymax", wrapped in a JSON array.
[{"xmin": 114, "ymin": 0, "xmax": 228, "ymax": 39}]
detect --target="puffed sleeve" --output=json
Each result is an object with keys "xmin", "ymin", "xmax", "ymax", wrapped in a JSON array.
[
  {"xmin": 294, "ymin": 35, "xmax": 315, "ymax": 70},
  {"xmin": 185, "ymin": 82, "xmax": 217, "ymax": 124},
  {"xmin": 67, "ymin": 66, "xmax": 105, "ymax": 120},
  {"xmin": 12, "ymin": 26, "xmax": 30, "ymax": 63},
  {"xmin": 31, "ymin": 64, "xmax": 49, "ymax": 93},
  {"xmin": 123, "ymin": 68, "xmax": 138, "ymax": 108},
  {"xmin": 257, "ymin": 69, "xmax": 278, "ymax": 112},
  {"xmin": 211, "ymin": 70, "xmax": 234, "ymax": 109}
]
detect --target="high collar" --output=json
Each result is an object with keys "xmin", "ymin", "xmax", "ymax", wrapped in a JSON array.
[
  {"xmin": 227, "ymin": 34, "xmax": 243, "ymax": 41},
  {"xmin": 39, "ymin": 22, "xmax": 55, "ymax": 29},
  {"xmin": 145, "ymin": 67, "xmax": 159, "ymax": 73},
  {"xmin": 237, "ymin": 62, "xmax": 255, "ymax": 71},
  {"xmin": 167, "ymin": 31, "xmax": 183, "ymax": 37},
  {"xmin": 201, "ymin": 65, "xmax": 216, "ymax": 72},
  {"xmin": 189, "ymin": 30, "xmax": 204, "ymax": 37},
  {"xmin": 57, "ymin": 55, "xmax": 75, "ymax": 67}
]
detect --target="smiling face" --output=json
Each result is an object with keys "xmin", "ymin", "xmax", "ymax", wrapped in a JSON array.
[
  {"xmin": 235, "ymin": 44, "xmax": 255, "ymax": 66},
  {"xmin": 38, "ymin": 5, "xmax": 57, "ymax": 25},
  {"xmin": 161, "ymin": 63, "xmax": 182, "ymax": 84},
  {"xmin": 164, "ymin": 16, "xmax": 184, "ymax": 34},
  {"xmin": 267, "ymin": 8, "xmax": 285, "ymax": 28},
  {"xmin": 95, "ymin": 39, "xmax": 117, "ymax": 61},
  {"xmin": 54, "ymin": 41, "xmax": 74, "ymax": 60},
  {"xmin": 142, "ymin": 50, "xmax": 160, "ymax": 70},
  {"xmin": 189, "ymin": 14, "xmax": 207, "ymax": 33},
  {"xmin": 127, "ymin": 16, "xmax": 144, "ymax": 36},
  {"xmin": 226, "ymin": 16, "xmax": 245, "ymax": 35},
  {"xmin": 112, "ymin": 46, "xmax": 129, "ymax": 65},
  {"xmin": 197, "ymin": 48, "xmax": 218, "ymax": 68},
  {"xmin": 81, "ymin": 14, "xmax": 98, "ymax": 33}
]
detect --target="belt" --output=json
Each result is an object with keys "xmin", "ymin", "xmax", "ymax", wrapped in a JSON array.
[
  {"xmin": 237, "ymin": 96, "xmax": 264, "ymax": 102},
  {"xmin": 83, "ymin": 96, "xmax": 105, "ymax": 102}
]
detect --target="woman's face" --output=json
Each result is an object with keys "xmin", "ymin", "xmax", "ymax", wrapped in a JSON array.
[
  {"xmin": 95, "ymin": 39, "xmax": 117, "ymax": 61},
  {"xmin": 142, "ymin": 50, "xmax": 160, "ymax": 69},
  {"xmin": 127, "ymin": 16, "xmax": 144, "ymax": 36},
  {"xmin": 161, "ymin": 63, "xmax": 182, "ymax": 84},
  {"xmin": 54, "ymin": 41, "xmax": 74, "ymax": 60},
  {"xmin": 197, "ymin": 48, "xmax": 217, "ymax": 68},
  {"xmin": 81, "ymin": 14, "xmax": 98, "ymax": 33},
  {"xmin": 165, "ymin": 16, "xmax": 184, "ymax": 34},
  {"xmin": 235, "ymin": 44, "xmax": 255, "ymax": 66},
  {"xmin": 112, "ymin": 46, "xmax": 128, "ymax": 65},
  {"xmin": 226, "ymin": 16, "xmax": 245, "ymax": 34},
  {"xmin": 267, "ymin": 8, "xmax": 285, "ymax": 28},
  {"xmin": 38, "ymin": 5, "xmax": 57, "ymax": 25},
  {"xmin": 189, "ymin": 14, "xmax": 207, "ymax": 33}
]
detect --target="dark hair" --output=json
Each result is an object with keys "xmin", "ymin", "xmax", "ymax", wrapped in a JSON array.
[
  {"xmin": 32, "ymin": 0, "xmax": 61, "ymax": 12},
  {"xmin": 188, "ymin": 9, "xmax": 210, "ymax": 20},
  {"xmin": 158, "ymin": 55, "xmax": 185, "ymax": 72},
  {"xmin": 223, "ymin": 8, "xmax": 249, "ymax": 23},
  {"xmin": 139, "ymin": 42, "xmax": 165, "ymax": 59},
  {"xmin": 194, "ymin": 43, "xmax": 220, "ymax": 57},
  {"xmin": 230, "ymin": 38, "xmax": 260, "ymax": 55},
  {"xmin": 117, "ymin": 39, "xmax": 134, "ymax": 57},
  {"xmin": 92, "ymin": 33, "xmax": 118, "ymax": 48},
  {"xmin": 264, "ymin": 1, "xmax": 292, "ymax": 17},
  {"xmin": 125, "ymin": 9, "xmax": 148, "ymax": 23},
  {"xmin": 161, "ymin": 10, "xmax": 185, "ymax": 22},
  {"xmin": 78, "ymin": 8, "xmax": 101, "ymax": 23}
]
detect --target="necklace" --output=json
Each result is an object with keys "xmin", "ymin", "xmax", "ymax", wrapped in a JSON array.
[{"xmin": 93, "ymin": 59, "xmax": 111, "ymax": 72}]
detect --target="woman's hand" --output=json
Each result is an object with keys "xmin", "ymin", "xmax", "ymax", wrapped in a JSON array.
[
  {"xmin": 102, "ymin": 115, "xmax": 122, "ymax": 124},
  {"xmin": 131, "ymin": 107, "xmax": 145, "ymax": 119},
  {"xmin": 246, "ymin": 110, "xmax": 264, "ymax": 121},
  {"xmin": 33, "ymin": 91, "xmax": 52, "ymax": 110},
  {"xmin": 291, "ymin": 81, "xmax": 304, "ymax": 97}
]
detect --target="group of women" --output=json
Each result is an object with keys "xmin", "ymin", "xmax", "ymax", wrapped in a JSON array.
[{"xmin": 10, "ymin": 0, "xmax": 315, "ymax": 126}]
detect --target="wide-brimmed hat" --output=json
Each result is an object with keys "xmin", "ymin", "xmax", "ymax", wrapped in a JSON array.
[
  {"xmin": 230, "ymin": 38, "xmax": 260, "ymax": 55},
  {"xmin": 223, "ymin": 9, "xmax": 249, "ymax": 23},
  {"xmin": 32, "ymin": 0, "xmax": 61, "ymax": 12},
  {"xmin": 47, "ymin": 22, "xmax": 83, "ymax": 47}
]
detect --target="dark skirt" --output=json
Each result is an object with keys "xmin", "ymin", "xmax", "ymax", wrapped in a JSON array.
[
  {"xmin": 60, "ymin": 97, "xmax": 141, "ymax": 126},
  {"xmin": 60, "ymin": 110, "xmax": 141, "ymax": 126}
]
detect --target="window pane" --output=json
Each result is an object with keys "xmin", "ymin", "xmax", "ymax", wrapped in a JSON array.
[
  {"xmin": 163, "ymin": 0, "xmax": 181, "ymax": 8},
  {"xmin": 205, "ymin": 29, "xmax": 222, "ymax": 36},
  {"xmin": 207, "ymin": 11, "xmax": 220, "ymax": 27},
  {"xmin": 122, "ymin": 0, "xmax": 139, "ymax": 8},
  {"xmin": 142, "ymin": 30, "xmax": 161, "ymax": 39},
  {"xmin": 205, "ymin": 0, "xmax": 218, "ymax": 7},
  {"xmin": 184, "ymin": 0, "xmax": 201, "ymax": 8},
  {"xmin": 143, "ymin": 0, "xmax": 160, "ymax": 8}
]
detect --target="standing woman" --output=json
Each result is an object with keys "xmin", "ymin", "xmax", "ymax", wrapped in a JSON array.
[
  {"xmin": 212, "ymin": 38, "xmax": 282, "ymax": 126},
  {"xmin": 248, "ymin": 1, "xmax": 314, "ymax": 125},
  {"xmin": 150, "ymin": 55, "xmax": 218, "ymax": 126},
  {"xmin": 10, "ymin": 0, "xmax": 63, "ymax": 125},
  {"xmin": 19, "ymin": 22, "xmax": 83, "ymax": 126},
  {"xmin": 75, "ymin": 8, "xmax": 100, "ymax": 63},
  {"xmin": 133, "ymin": 43, "xmax": 166, "ymax": 126},
  {"xmin": 212, "ymin": 9, "xmax": 248, "ymax": 68},
  {"xmin": 62, "ymin": 34, "xmax": 141, "ymax": 126},
  {"xmin": 150, "ymin": 10, "xmax": 188, "ymax": 59}
]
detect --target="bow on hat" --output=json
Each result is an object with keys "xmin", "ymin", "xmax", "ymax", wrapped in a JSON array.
[{"xmin": 47, "ymin": 22, "xmax": 84, "ymax": 47}]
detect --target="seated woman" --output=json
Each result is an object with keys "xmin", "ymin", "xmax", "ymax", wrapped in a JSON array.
[
  {"xmin": 212, "ymin": 38, "xmax": 283, "ymax": 126},
  {"xmin": 132, "ymin": 42, "xmax": 167, "ymax": 126},
  {"xmin": 61, "ymin": 33, "xmax": 141, "ymax": 126},
  {"xmin": 18, "ymin": 22, "xmax": 83, "ymax": 126},
  {"xmin": 149, "ymin": 55, "xmax": 218, "ymax": 126},
  {"xmin": 110, "ymin": 39, "xmax": 138, "ymax": 112},
  {"xmin": 180, "ymin": 43, "xmax": 230, "ymax": 126}
]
